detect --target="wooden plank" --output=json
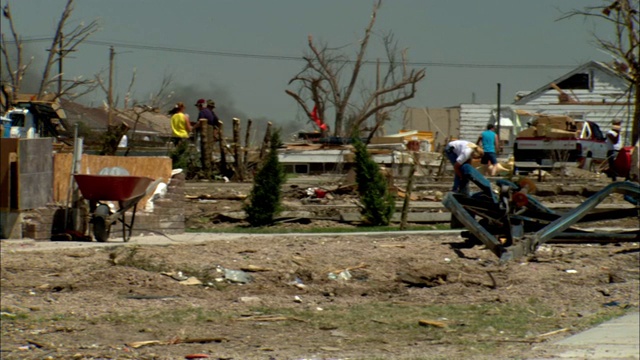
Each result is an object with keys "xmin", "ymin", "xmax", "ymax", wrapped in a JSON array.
[{"xmin": 0, "ymin": 139, "xmax": 19, "ymax": 209}]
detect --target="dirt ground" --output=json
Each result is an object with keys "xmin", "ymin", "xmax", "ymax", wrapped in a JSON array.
[{"xmin": 1, "ymin": 173, "xmax": 639, "ymax": 360}]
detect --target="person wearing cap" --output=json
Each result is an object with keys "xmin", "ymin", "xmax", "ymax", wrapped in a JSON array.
[
  {"xmin": 206, "ymin": 99, "xmax": 220, "ymax": 128},
  {"xmin": 606, "ymin": 119, "xmax": 623, "ymax": 181},
  {"xmin": 193, "ymin": 98, "xmax": 214, "ymax": 127}
]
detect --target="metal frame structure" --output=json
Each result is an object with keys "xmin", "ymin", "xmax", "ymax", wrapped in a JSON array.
[{"xmin": 443, "ymin": 179, "xmax": 640, "ymax": 262}]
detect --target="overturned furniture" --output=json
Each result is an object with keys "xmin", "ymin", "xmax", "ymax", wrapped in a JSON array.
[{"xmin": 443, "ymin": 180, "xmax": 640, "ymax": 262}]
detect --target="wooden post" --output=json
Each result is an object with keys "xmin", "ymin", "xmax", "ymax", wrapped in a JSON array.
[
  {"xmin": 199, "ymin": 119, "xmax": 210, "ymax": 172},
  {"xmin": 244, "ymin": 118, "xmax": 253, "ymax": 169},
  {"xmin": 206, "ymin": 122, "xmax": 214, "ymax": 173},
  {"xmin": 107, "ymin": 46, "xmax": 115, "ymax": 126},
  {"xmin": 259, "ymin": 122, "xmax": 272, "ymax": 161},
  {"xmin": 218, "ymin": 121, "xmax": 228, "ymax": 177},
  {"xmin": 233, "ymin": 117, "xmax": 242, "ymax": 181},
  {"xmin": 400, "ymin": 153, "xmax": 417, "ymax": 230}
]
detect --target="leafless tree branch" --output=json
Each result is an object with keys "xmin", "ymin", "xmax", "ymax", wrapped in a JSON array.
[
  {"xmin": 37, "ymin": 0, "xmax": 99, "ymax": 99},
  {"xmin": 561, "ymin": 0, "xmax": 639, "ymax": 144},
  {"xmin": 285, "ymin": 0, "xmax": 425, "ymax": 138}
]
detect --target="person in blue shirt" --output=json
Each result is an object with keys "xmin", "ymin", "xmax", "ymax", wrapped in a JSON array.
[{"xmin": 477, "ymin": 123, "xmax": 500, "ymax": 176}]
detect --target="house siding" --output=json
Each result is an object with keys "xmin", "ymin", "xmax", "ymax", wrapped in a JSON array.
[
  {"xmin": 458, "ymin": 62, "xmax": 635, "ymax": 153},
  {"xmin": 459, "ymin": 103, "xmax": 633, "ymax": 152},
  {"xmin": 515, "ymin": 70, "xmax": 630, "ymax": 105}
]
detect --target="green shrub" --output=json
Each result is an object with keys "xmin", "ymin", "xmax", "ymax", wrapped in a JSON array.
[
  {"xmin": 244, "ymin": 130, "xmax": 286, "ymax": 227},
  {"xmin": 353, "ymin": 137, "xmax": 394, "ymax": 226},
  {"xmin": 168, "ymin": 141, "xmax": 206, "ymax": 179}
]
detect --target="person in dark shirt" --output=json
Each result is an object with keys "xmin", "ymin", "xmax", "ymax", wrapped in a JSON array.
[
  {"xmin": 206, "ymin": 99, "xmax": 220, "ymax": 128},
  {"xmin": 194, "ymin": 98, "xmax": 214, "ymax": 126}
]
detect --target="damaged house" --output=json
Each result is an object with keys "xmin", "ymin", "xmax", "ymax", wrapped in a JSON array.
[{"xmin": 405, "ymin": 61, "xmax": 635, "ymax": 154}]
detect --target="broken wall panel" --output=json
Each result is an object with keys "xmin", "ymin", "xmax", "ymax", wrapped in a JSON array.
[
  {"xmin": 0, "ymin": 138, "xmax": 53, "ymax": 210},
  {"xmin": 19, "ymin": 138, "xmax": 54, "ymax": 210}
]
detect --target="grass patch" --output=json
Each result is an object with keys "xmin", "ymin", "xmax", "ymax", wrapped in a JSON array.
[
  {"xmin": 0, "ymin": 308, "xmax": 29, "ymax": 321},
  {"xmin": 4, "ymin": 301, "xmax": 631, "ymax": 360},
  {"xmin": 187, "ymin": 223, "xmax": 451, "ymax": 234}
]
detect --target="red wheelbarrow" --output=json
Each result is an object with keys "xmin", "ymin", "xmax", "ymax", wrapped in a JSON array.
[{"xmin": 74, "ymin": 174, "xmax": 162, "ymax": 242}]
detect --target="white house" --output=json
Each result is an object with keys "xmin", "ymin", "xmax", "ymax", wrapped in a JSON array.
[{"xmin": 408, "ymin": 61, "xmax": 635, "ymax": 155}]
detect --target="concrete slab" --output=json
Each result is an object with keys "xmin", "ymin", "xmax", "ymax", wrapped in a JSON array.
[{"xmin": 531, "ymin": 312, "xmax": 640, "ymax": 359}]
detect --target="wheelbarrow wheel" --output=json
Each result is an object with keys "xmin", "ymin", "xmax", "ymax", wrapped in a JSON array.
[{"xmin": 93, "ymin": 204, "xmax": 111, "ymax": 242}]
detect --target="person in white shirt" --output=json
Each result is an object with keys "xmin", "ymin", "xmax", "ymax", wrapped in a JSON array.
[
  {"xmin": 444, "ymin": 139, "xmax": 484, "ymax": 195},
  {"xmin": 605, "ymin": 119, "xmax": 623, "ymax": 181}
]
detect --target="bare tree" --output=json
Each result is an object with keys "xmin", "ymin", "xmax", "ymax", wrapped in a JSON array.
[
  {"xmin": 36, "ymin": 0, "xmax": 99, "ymax": 100},
  {"xmin": 0, "ymin": 3, "xmax": 32, "ymax": 106},
  {"xmin": 285, "ymin": 0, "xmax": 425, "ymax": 138},
  {"xmin": 561, "ymin": 0, "xmax": 639, "ymax": 144},
  {"xmin": 96, "ymin": 71, "xmax": 175, "ymax": 155},
  {"xmin": 1, "ymin": 0, "xmax": 99, "ymax": 106}
]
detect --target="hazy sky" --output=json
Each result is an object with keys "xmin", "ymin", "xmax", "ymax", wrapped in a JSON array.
[{"xmin": 2, "ymin": 0, "xmax": 612, "ymax": 132}]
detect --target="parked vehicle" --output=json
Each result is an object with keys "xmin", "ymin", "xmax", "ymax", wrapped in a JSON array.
[
  {"xmin": 2, "ymin": 102, "xmax": 66, "ymax": 139},
  {"xmin": 513, "ymin": 115, "xmax": 607, "ymax": 169}
]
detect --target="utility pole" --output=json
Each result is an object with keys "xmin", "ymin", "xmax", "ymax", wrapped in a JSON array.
[
  {"xmin": 496, "ymin": 83, "xmax": 501, "ymax": 147},
  {"xmin": 47, "ymin": 32, "xmax": 74, "ymax": 99},
  {"xmin": 107, "ymin": 46, "xmax": 114, "ymax": 126},
  {"xmin": 58, "ymin": 33, "xmax": 63, "ymax": 97},
  {"xmin": 375, "ymin": 58, "xmax": 380, "ymax": 136}
]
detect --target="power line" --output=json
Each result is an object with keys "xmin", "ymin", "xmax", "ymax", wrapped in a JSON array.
[{"xmin": 10, "ymin": 37, "xmax": 576, "ymax": 69}]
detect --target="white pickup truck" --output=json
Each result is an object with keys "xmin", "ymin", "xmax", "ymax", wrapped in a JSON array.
[
  {"xmin": 1, "ymin": 102, "xmax": 65, "ymax": 139},
  {"xmin": 513, "ymin": 118, "xmax": 608, "ymax": 169}
]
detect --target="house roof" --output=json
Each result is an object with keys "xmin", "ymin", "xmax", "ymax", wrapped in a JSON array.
[
  {"xmin": 513, "ymin": 60, "xmax": 632, "ymax": 105},
  {"xmin": 119, "ymin": 107, "xmax": 172, "ymax": 135},
  {"xmin": 61, "ymin": 100, "xmax": 160, "ymax": 134}
]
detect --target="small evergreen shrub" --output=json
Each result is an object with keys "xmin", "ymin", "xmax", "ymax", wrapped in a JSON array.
[
  {"xmin": 244, "ymin": 130, "xmax": 286, "ymax": 227},
  {"xmin": 353, "ymin": 137, "xmax": 394, "ymax": 226},
  {"xmin": 169, "ymin": 141, "xmax": 202, "ymax": 179}
]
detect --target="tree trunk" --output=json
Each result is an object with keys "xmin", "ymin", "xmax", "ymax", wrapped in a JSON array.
[
  {"xmin": 400, "ymin": 158, "xmax": 416, "ymax": 230},
  {"xmin": 218, "ymin": 121, "xmax": 229, "ymax": 177},
  {"xmin": 244, "ymin": 119, "xmax": 253, "ymax": 168},
  {"xmin": 334, "ymin": 112, "xmax": 343, "ymax": 137},
  {"xmin": 100, "ymin": 123, "xmax": 129, "ymax": 156},
  {"xmin": 199, "ymin": 119, "xmax": 212, "ymax": 173},
  {"xmin": 233, "ymin": 118, "xmax": 243, "ymax": 181},
  {"xmin": 632, "ymin": 80, "xmax": 640, "ymax": 145},
  {"xmin": 259, "ymin": 122, "xmax": 272, "ymax": 161}
]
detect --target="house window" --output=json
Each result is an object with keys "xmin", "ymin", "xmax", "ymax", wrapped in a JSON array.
[
  {"xmin": 294, "ymin": 164, "xmax": 309, "ymax": 174},
  {"xmin": 556, "ymin": 73, "xmax": 590, "ymax": 90}
]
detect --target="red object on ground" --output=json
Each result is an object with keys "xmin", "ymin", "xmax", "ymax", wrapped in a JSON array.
[
  {"xmin": 614, "ymin": 146, "xmax": 633, "ymax": 178},
  {"xmin": 185, "ymin": 354, "xmax": 210, "ymax": 359},
  {"xmin": 314, "ymin": 188, "xmax": 327, "ymax": 198},
  {"xmin": 74, "ymin": 174, "xmax": 154, "ymax": 202}
]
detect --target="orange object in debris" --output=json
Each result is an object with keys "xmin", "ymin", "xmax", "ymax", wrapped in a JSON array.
[
  {"xmin": 185, "ymin": 354, "xmax": 210, "ymax": 359},
  {"xmin": 314, "ymin": 189, "xmax": 327, "ymax": 198}
]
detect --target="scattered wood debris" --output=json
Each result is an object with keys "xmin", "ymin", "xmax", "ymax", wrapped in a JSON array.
[{"xmin": 418, "ymin": 319, "xmax": 447, "ymax": 328}]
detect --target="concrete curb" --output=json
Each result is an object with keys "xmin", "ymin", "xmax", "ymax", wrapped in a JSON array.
[{"xmin": 530, "ymin": 312, "xmax": 640, "ymax": 359}]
